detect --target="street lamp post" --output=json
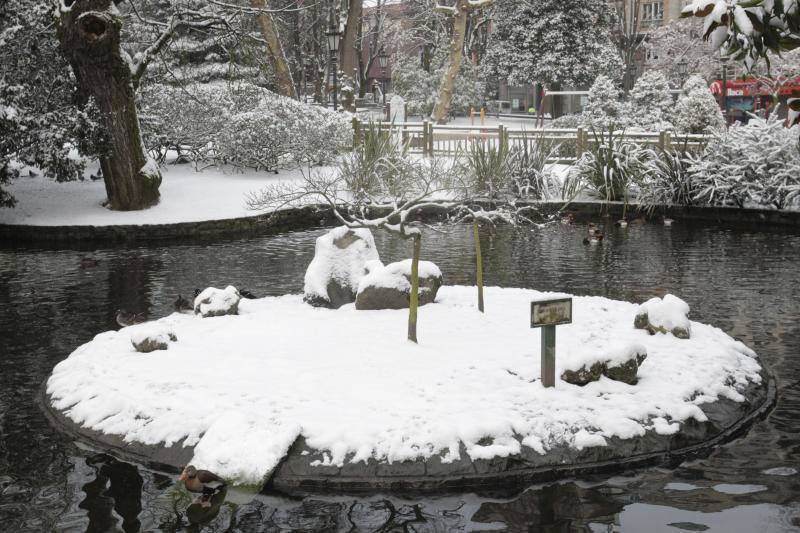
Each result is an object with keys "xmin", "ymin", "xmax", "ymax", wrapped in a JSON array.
[
  {"xmin": 378, "ymin": 50, "xmax": 388, "ymax": 106},
  {"xmin": 677, "ymin": 58, "xmax": 688, "ymax": 88},
  {"xmin": 325, "ymin": 11, "xmax": 342, "ymax": 111},
  {"xmin": 720, "ymin": 54, "xmax": 730, "ymax": 126}
]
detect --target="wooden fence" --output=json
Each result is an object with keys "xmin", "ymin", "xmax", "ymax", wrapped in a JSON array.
[{"xmin": 351, "ymin": 119, "xmax": 710, "ymax": 163}]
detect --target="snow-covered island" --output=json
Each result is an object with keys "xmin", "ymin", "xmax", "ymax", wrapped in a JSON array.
[{"xmin": 44, "ymin": 264, "xmax": 771, "ymax": 492}]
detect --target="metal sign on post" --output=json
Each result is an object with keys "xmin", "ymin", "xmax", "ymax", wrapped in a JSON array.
[{"xmin": 531, "ymin": 298, "xmax": 573, "ymax": 388}]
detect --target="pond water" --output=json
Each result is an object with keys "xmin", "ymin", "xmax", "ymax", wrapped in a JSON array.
[{"xmin": 1, "ymin": 220, "xmax": 799, "ymax": 532}]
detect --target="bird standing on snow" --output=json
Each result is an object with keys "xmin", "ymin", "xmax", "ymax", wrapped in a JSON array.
[
  {"xmin": 179, "ymin": 465, "xmax": 226, "ymax": 507},
  {"xmin": 174, "ymin": 294, "xmax": 193, "ymax": 312}
]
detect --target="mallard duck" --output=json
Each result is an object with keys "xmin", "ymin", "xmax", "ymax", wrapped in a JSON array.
[
  {"xmin": 79, "ymin": 257, "xmax": 99, "ymax": 269},
  {"xmin": 174, "ymin": 294, "xmax": 193, "ymax": 312},
  {"xmin": 615, "ymin": 219, "xmax": 628, "ymax": 227},
  {"xmin": 663, "ymin": 217, "xmax": 674, "ymax": 226},
  {"xmin": 239, "ymin": 289, "xmax": 257, "ymax": 300},
  {"xmin": 179, "ymin": 465, "xmax": 226, "ymax": 508},
  {"xmin": 115, "ymin": 309, "xmax": 146, "ymax": 328}
]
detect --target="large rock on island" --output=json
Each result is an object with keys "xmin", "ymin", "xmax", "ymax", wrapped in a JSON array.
[
  {"xmin": 355, "ymin": 259, "xmax": 443, "ymax": 310},
  {"xmin": 634, "ymin": 294, "xmax": 691, "ymax": 339},
  {"xmin": 304, "ymin": 227, "xmax": 380, "ymax": 308},
  {"xmin": 561, "ymin": 343, "xmax": 648, "ymax": 386},
  {"xmin": 194, "ymin": 286, "xmax": 241, "ymax": 317}
]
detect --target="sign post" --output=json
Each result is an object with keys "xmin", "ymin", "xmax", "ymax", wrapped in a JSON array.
[{"xmin": 531, "ymin": 298, "xmax": 572, "ymax": 388}]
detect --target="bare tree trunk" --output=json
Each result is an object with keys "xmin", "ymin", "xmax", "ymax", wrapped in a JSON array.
[
  {"xmin": 408, "ymin": 234, "xmax": 421, "ymax": 343},
  {"xmin": 251, "ymin": 0, "xmax": 297, "ymax": 99},
  {"xmin": 430, "ymin": 0, "xmax": 494, "ymax": 124},
  {"xmin": 339, "ymin": 0, "xmax": 363, "ymax": 87},
  {"xmin": 57, "ymin": 0, "xmax": 160, "ymax": 211},
  {"xmin": 431, "ymin": 1, "xmax": 469, "ymax": 124}
]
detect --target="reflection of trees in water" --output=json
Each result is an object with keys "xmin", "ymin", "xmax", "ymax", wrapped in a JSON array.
[
  {"xmin": 107, "ymin": 254, "xmax": 162, "ymax": 328},
  {"xmin": 79, "ymin": 454, "xmax": 143, "ymax": 533}
]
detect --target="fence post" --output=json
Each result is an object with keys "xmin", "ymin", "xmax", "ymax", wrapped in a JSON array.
[
  {"xmin": 576, "ymin": 127, "xmax": 585, "ymax": 157},
  {"xmin": 498, "ymin": 125, "xmax": 506, "ymax": 152},
  {"xmin": 428, "ymin": 121, "xmax": 434, "ymax": 156},
  {"xmin": 352, "ymin": 117, "xmax": 361, "ymax": 149},
  {"xmin": 422, "ymin": 120, "xmax": 430, "ymax": 157},
  {"xmin": 664, "ymin": 131, "xmax": 672, "ymax": 151},
  {"xmin": 658, "ymin": 130, "xmax": 666, "ymax": 150}
]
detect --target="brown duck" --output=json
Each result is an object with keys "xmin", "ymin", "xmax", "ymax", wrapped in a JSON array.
[{"xmin": 179, "ymin": 465, "xmax": 226, "ymax": 507}]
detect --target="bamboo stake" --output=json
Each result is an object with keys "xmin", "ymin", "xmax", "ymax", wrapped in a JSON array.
[{"xmin": 408, "ymin": 234, "xmax": 422, "ymax": 343}]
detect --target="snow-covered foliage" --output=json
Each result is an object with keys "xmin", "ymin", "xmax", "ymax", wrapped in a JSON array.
[
  {"xmin": 0, "ymin": 0, "xmax": 106, "ymax": 207},
  {"xmin": 674, "ymin": 75, "xmax": 725, "ymax": 133},
  {"xmin": 483, "ymin": 0, "xmax": 621, "ymax": 88},
  {"xmin": 690, "ymin": 113, "xmax": 800, "ymax": 209},
  {"xmin": 681, "ymin": 0, "xmax": 800, "ymax": 69},
  {"xmin": 585, "ymin": 76, "xmax": 627, "ymax": 128},
  {"xmin": 629, "ymin": 71, "xmax": 675, "ymax": 130},
  {"xmin": 391, "ymin": 53, "xmax": 484, "ymax": 118},
  {"xmin": 46, "ymin": 286, "xmax": 763, "ymax": 484},
  {"xmin": 564, "ymin": 129, "xmax": 647, "ymax": 202},
  {"xmin": 139, "ymin": 83, "xmax": 351, "ymax": 169},
  {"xmin": 645, "ymin": 19, "xmax": 717, "ymax": 81},
  {"xmin": 637, "ymin": 148, "xmax": 698, "ymax": 210}
]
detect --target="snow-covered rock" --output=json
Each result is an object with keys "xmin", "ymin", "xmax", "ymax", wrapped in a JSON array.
[
  {"xmin": 130, "ymin": 326, "xmax": 177, "ymax": 353},
  {"xmin": 634, "ymin": 294, "xmax": 691, "ymax": 339},
  {"xmin": 194, "ymin": 286, "xmax": 241, "ymax": 318},
  {"xmin": 303, "ymin": 227, "xmax": 380, "ymax": 308},
  {"xmin": 561, "ymin": 343, "xmax": 647, "ymax": 385},
  {"xmin": 355, "ymin": 259, "xmax": 443, "ymax": 310}
]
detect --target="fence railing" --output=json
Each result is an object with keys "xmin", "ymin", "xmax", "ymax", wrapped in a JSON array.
[{"xmin": 351, "ymin": 118, "xmax": 710, "ymax": 163}]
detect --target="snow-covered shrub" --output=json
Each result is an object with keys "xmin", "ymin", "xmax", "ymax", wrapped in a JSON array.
[
  {"xmin": 392, "ymin": 54, "xmax": 484, "ymax": 119},
  {"xmin": 585, "ymin": 75, "xmax": 626, "ymax": 128},
  {"xmin": 550, "ymin": 114, "xmax": 586, "ymax": 159},
  {"xmin": 637, "ymin": 148, "xmax": 698, "ymax": 211},
  {"xmin": 691, "ymin": 113, "xmax": 800, "ymax": 209},
  {"xmin": 629, "ymin": 71, "xmax": 675, "ymax": 130},
  {"xmin": 139, "ymin": 83, "xmax": 352, "ymax": 168},
  {"xmin": 510, "ymin": 130, "xmax": 560, "ymax": 199},
  {"xmin": 459, "ymin": 139, "xmax": 516, "ymax": 199},
  {"xmin": 338, "ymin": 121, "xmax": 416, "ymax": 202},
  {"xmin": 563, "ymin": 128, "xmax": 647, "ymax": 202},
  {"xmin": 674, "ymin": 75, "xmax": 725, "ymax": 133}
]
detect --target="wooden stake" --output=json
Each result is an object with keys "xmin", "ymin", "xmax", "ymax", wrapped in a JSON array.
[
  {"xmin": 408, "ymin": 234, "xmax": 421, "ymax": 343},
  {"xmin": 473, "ymin": 221, "xmax": 484, "ymax": 313}
]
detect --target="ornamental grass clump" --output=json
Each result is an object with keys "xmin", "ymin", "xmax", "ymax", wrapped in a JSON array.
[
  {"xmin": 636, "ymin": 144, "xmax": 698, "ymax": 212},
  {"xmin": 510, "ymin": 130, "xmax": 560, "ymax": 199},
  {"xmin": 459, "ymin": 138, "xmax": 516, "ymax": 201},
  {"xmin": 563, "ymin": 127, "xmax": 645, "ymax": 203}
]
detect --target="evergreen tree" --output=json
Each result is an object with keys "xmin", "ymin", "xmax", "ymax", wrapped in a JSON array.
[
  {"xmin": 483, "ymin": 0, "xmax": 621, "ymax": 88},
  {"xmin": 629, "ymin": 71, "xmax": 674, "ymax": 129},
  {"xmin": 674, "ymin": 74, "xmax": 725, "ymax": 133},
  {"xmin": 585, "ymin": 75, "xmax": 626, "ymax": 128}
]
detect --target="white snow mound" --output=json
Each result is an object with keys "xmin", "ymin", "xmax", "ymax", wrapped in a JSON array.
[
  {"xmin": 304, "ymin": 226, "xmax": 379, "ymax": 302},
  {"xmin": 637, "ymin": 294, "xmax": 691, "ymax": 335},
  {"xmin": 46, "ymin": 286, "xmax": 762, "ymax": 485},
  {"xmin": 357, "ymin": 259, "xmax": 442, "ymax": 292}
]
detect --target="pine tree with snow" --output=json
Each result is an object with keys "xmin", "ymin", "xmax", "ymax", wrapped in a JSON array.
[
  {"xmin": 674, "ymin": 74, "xmax": 725, "ymax": 133},
  {"xmin": 585, "ymin": 76, "xmax": 626, "ymax": 128},
  {"xmin": 629, "ymin": 71, "xmax": 675, "ymax": 130}
]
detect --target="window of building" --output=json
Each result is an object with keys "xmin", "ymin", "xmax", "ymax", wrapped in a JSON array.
[{"xmin": 642, "ymin": 1, "xmax": 664, "ymax": 22}]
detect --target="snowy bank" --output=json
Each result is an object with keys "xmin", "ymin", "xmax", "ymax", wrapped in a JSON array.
[{"xmin": 45, "ymin": 286, "xmax": 763, "ymax": 486}]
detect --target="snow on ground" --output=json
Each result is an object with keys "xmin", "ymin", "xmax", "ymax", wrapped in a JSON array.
[
  {"xmin": 46, "ymin": 286, "xmax": 762, "ymax": 485},
  {"xmin": 0, "ymin": 164, "xmax": 319, "ymax": 226},
  {"xmin": 0, "ymin": 161, "xmax": 573, "ymax": 227}
]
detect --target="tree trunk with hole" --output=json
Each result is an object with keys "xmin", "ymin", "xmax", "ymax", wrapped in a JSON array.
[
  {"xmin": 57, "ymin": 0, "xmax": 160, "ymax": 211},
  {"xmin": 407, "ymin": 234, "xmax": 422, "ymax": 343},
  {"xmin": 251, "ymin": 0, "xmax": 297, "ymax": 99}
]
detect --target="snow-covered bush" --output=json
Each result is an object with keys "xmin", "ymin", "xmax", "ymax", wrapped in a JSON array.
[
  {"xmin": 629, "ymin": 71, "xmax": 674, "ymax": 130},
  {"xmin": 139, "ymin": 83, "xmax": 352, "ymax": 169},
  {"xmin": 674, "ymin": 75, "xmax": 725, "ymax": 133},
  {"xmin": 392, "ymin": 54, "xmax": 484, "ymax": 118},
  {"xmin": 564, "ymin": 128, "xmax": 647, "ymax": 202},
  {"xmin": 637, "ymin": 148, "xmax": 698, "ymax": 210},
  {"xmin": 585, "ymin": 75, "xmax": 626, "ymax": 128},
  {"xmin": 690, "ymin": 113, "xmax": 800, "ymax": 209}
]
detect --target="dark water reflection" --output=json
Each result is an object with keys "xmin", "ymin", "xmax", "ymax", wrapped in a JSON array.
[{"xmin": 1, "ymin": 220, "xmax": 799, "ymax": 532}]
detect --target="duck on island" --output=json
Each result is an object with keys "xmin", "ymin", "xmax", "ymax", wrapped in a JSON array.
[
  {"xmin": 179, "ymin": 465, "xmax": 227, "ymax": 507},
  {"xmin": 115, "ymin": 309, "xmax": 146, "ymax": 328}
]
